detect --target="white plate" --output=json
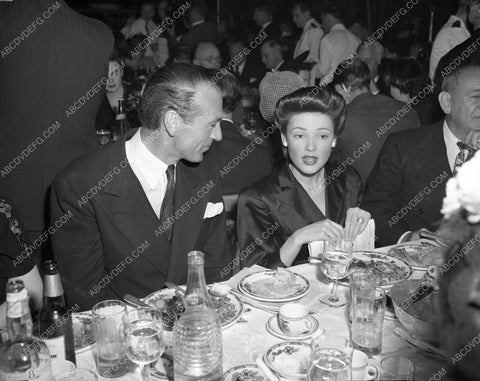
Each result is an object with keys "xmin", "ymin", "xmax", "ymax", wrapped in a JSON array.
[
  {"xmin": 265, "ymin": 315, "xmax": 322, "ymax": 341},
  {"xmin": 223, "ymin": 364, "xmax": 266, "ymax": 381},
  {"xmin": 143, "ymin": 288, "xmax": 243, "ymax": 331},
  {"xmin": 72, "ymin": 313, "xmax": 95, "ymax": 353},
  {"xmin": 238, "ymin": 270, "xmax": 310, "ymax": 302},
  {"xmin": 264, "ymin": 341, "xmax": 311, "ymax": 380},
  {"xmin": 347, "ymin": 251, "xmax": 413, "ymax": 289}
]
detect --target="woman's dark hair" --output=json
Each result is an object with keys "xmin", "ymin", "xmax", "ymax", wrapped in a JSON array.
[
  {"xmin": 331, "ymin": 58, "xmax": 370, "ymax": 90},
  {"xmin": 216, "ymin": 71, "xmax": 241, "ymax": 113},
  {"xmin": 274, "ymin": 86, "xmax": 346, "ymax": 135},
  {"xmin": 388, "ymin": 58, "xmax": 430, "ymax": 98}
]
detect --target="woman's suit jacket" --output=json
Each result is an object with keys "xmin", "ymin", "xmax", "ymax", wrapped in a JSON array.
[{"xmin": 237, "ymin": 162, "xmax": 363, "ymax": 268}]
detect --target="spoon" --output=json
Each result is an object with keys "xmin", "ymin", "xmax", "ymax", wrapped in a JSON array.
[{"xmin": 164, "ymin": 281, "xmax": 186, "ymax": 295}]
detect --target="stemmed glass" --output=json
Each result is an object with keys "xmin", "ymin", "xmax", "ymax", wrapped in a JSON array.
[
  {"xmin": 123, "ymin": 307, "xmax": 165, "ymax": 381},
  {"xmin": 319, "ymin": 239, "xmax": 354, "ymax": 307}
]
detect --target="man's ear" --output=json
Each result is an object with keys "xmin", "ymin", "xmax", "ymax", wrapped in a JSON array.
[
  {"xmin": 438, "ymin": 91, "xmax": 452, "ymax": 115},
  {"xmin": 163, "ymin": 110, "xmax": 180, "ymax": 136}
]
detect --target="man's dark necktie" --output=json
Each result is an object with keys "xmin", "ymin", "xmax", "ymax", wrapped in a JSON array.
[
  {"xmin": 454, "ymin": 142, "xmax": 476, "ymax": 173},
  {"xmin": 159, "ymin": 165, "xmax": 175, "ymax": 240}
]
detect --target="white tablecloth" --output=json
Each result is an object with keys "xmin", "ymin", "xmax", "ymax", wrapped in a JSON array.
[{"xmin": 76, "ymin": 252, "xmax": 448, "ymax": 380}]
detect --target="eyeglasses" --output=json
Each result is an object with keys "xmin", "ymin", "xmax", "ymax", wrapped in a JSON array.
[{"xmin": 197, "ymin": 56, "xmax": 221, "ymax": 63}]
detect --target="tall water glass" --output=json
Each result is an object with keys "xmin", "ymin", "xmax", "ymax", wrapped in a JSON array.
[
  {"xmin": 351, "ymin": 286, "xmax": 386, "ymax": 356},
  {"xmin": 348, "ymin": 268, "xmax": 379, "ymax": 323},
  {"xmin": 308, "ymin": 334, "xmax": 353, "ymax": 381},
  {"xmin": 92, "ymin": 300, "xmax": 129, "ymax": 378},
  {"xmin": 124, "ymin": 307, "xmax": 165, "ymax": 381},
  {"xmin": 380, "ymin": 357, "xmax": 414, "ymax": 380},
  {"xmin": 319, "ymin": 239, "xmax": 354, "ymax": 307}
]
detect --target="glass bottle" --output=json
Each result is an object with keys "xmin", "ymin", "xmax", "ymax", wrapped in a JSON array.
[
  {"xmin": 173, "ymin": 251, "xmax": 223, "ymax": 381},
  {"xmin": 39, "ymin": 260, "xmax": 76, "ymax": 364},
  {"xmin": 111, "ymin": 99, "xmax": 130, "ymax": 142},
  {"xmin": 0, "ymin": 280, "xmax": 52, "ymax": 380}
]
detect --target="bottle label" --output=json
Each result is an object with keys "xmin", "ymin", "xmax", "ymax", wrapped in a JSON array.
[
  {"xmin": 43, "ymin": 275, "xmax": 64, "ymax": 297},
  {"xmin": 0, "ymin": 360, "xmax": 52, "ymax": 380},
  {"xmin": 43, "ymin": 336, "xmax": 66, "ymax": 362}
]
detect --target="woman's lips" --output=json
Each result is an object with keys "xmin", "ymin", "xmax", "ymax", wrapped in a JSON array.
[{"xmin": 303, "ymin": 156, "xmax": 318, "ymax": 165}]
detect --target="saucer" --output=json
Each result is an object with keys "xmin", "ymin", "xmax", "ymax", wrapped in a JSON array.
[
  {"xmin": 223, "ymin": 364, "xmax": 266, "ymax": 381},
  {"xmin": 266, "ymin": 315, "xmax": 321, "ymax": 340}
]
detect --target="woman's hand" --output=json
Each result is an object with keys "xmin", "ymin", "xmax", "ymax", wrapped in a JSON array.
[
  {"xmin": 294, "ymin": 219, "xmax": 344, "ymax": 245},
  {"xmin": 280, "ymin": 219, "xmax": 344, "ymax": 267},
  {"xmin": 344, "ymin": 207, "xmax": 371, "ymax": 241}
]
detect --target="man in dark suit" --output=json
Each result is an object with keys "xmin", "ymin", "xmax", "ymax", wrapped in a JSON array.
[
  {"xmin": 253, "ymin": 5, "xmax": 281, "ymax": 42},
  {"xmin": 0, "ymin": 0, "xmax": 113, "ymax": 266},
  {"xmin": 260, "ymin": 40, "xmax": 296, "ymax": 73},
  {"xmin": 332, "ymin": 59, "xmax": 420, "ymax": 186},
  {"xmin": 229, "ymin": 40, "xmax": 266, "ymax": 89},
  {"xmin": 211, "ymin": 72, "xmax": 273, "ymax": 195},
  {"xmin": 175, "ymin": 2, "xmax": 218, "ymax": 51},
  {"xmin": 51, "ymin": 64, "xmax": 231, "ymax": 310},
  {"xmin": 362, "ymin": 64, "xmax": 480, "ymax": 246}
]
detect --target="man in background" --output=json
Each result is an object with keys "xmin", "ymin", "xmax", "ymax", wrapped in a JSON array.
[{"xmin": 0, "ymin": 0, "xmax": 113, "ymax": 268}]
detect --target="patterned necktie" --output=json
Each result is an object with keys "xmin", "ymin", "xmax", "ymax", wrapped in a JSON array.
[
  {"xmin": 454, "ymin": 142, "xmax": 476, "ymax": 173},
  {"xmin": 159, "ymin": 165, "xmax": 175, "ymax": 240}
]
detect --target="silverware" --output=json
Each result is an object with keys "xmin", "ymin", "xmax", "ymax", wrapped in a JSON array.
[
  {"xmin": 164, "ymin": 281, "xmax": 186, "ymax": 295},
  {"xmin": 123, "ymin": 294, "xmax": 150, "ymax": 308},
  {"xmin": 419, "ymin": 230, "xmax": 450, "ymax": 248}
]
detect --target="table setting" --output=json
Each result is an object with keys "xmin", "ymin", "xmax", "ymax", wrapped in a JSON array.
[{"xmin": 56, "ymin": 237, "xmax": 452, "ymax": 380}]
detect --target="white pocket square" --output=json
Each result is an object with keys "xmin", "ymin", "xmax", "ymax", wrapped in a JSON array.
[{"xmin": 203, "ymin": 202, "xmax": 224, "ymax": 219}]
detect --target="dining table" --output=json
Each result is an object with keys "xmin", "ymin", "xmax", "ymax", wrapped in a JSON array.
[{"xmin": 74, "ymin": 241, "xmax": 450, "ymax": 381}]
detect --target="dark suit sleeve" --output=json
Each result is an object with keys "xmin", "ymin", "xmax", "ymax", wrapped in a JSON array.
[
  {"xmin": 361, "ymin": 135, "xmax": 411, "ymax": 246},
  {"xmin": 236, "ymin": 187, "xmax": 284, "ymax": 269},
  {"xmin": 50, "ymin": 174, "xmax": 116, "ymax": 310}
]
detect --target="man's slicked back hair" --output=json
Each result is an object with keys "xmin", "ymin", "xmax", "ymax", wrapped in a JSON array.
[{"xmin": 139, "ymin": 63, "xmax": 219, "ymax": 130}]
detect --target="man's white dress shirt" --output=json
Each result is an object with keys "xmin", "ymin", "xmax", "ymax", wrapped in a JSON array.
[
  {"xmin": 125, "ymin": 129, "xmax": 174, "ymax": 217},
  {"xmin": 443, "ymin": 120, "xmax": 461, "ymax": 173},
  {"xmin": 293, "ymin": 18, "xmax": 324, "ymax": 62},
  {"xmin": 312, "ymin": 23, "xmax": 361, "ymax": 84}
]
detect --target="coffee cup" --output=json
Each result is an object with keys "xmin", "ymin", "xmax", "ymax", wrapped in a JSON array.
[
  {"xmin": 352, "ymin": 350, "xmax": 378, "ymax": 380},
  {"xmin": 278, "ymin": 303, "xmax": 312, "ymax": 335}
]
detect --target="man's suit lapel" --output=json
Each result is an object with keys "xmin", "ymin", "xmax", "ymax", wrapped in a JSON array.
[
  {"xmin": 166, "ymin": 161, "xmax": 211, "ymax": 282},
  {"xmin": 100, "ymin": 140, "xmax": 169, "ymax": 275},
  {"xmin": 410, "ymin": 121, "xmax": 452, "ymax": 179}
]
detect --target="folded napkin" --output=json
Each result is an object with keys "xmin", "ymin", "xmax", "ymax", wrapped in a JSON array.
[{"xmin": 308, "ymin": 219, "xmax": 376, "ymax": 256}]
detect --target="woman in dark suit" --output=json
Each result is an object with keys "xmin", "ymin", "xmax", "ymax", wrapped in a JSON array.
[{"xmin": 237, "ymin": 86, "xmax": 371, "ymax": 268}]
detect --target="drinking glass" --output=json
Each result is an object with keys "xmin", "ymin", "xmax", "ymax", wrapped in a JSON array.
[
  {"xmin": 92, "ymin": 300, "xmax": 129, "ymax": 378},
  {"xmin": 308, "ymin": 334, "xmax": 353, "ymax": 381},
  {"xmin": 348, "ymin": 268, "xmax": 380, "ymax": 322},
  {"xmin": 380, "ymin": 357, "xmax": 414, "ymax": 380},
  {"xmin": 319, "ymin": 239, "xmax": 354, "ymax": 307},
  {"xmin": 123, "ymin": 307, "xmax": 165, "ymax": 381},
  {"xmin": 351, "ymin": 286, "xmax": 386, "ymax": 356}
]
